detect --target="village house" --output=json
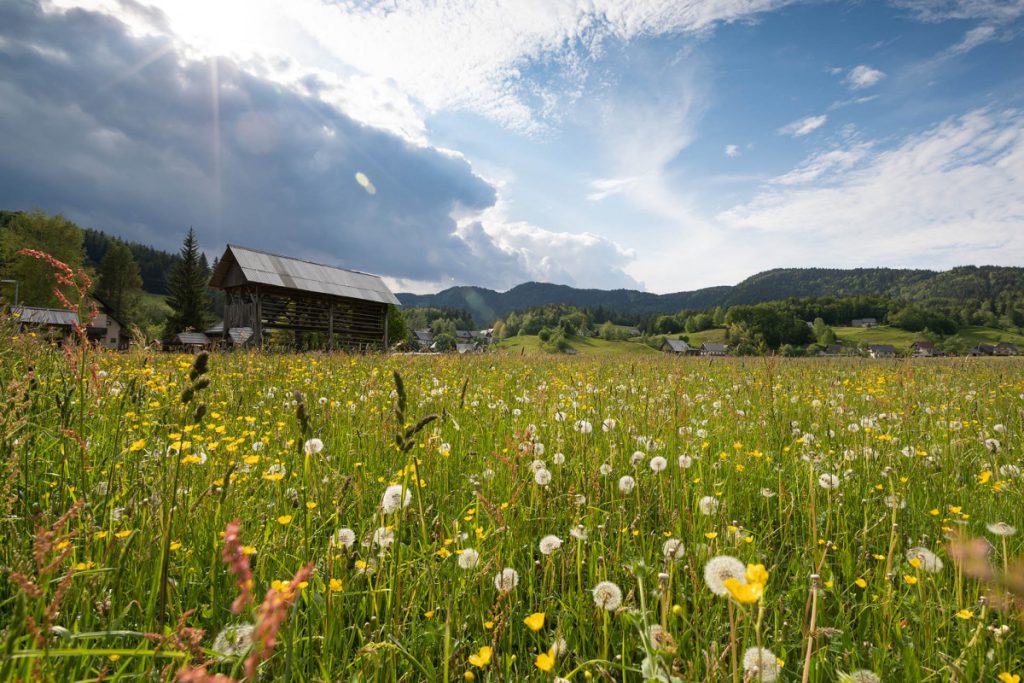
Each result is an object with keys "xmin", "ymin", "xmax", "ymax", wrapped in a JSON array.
[
  {"xmin": 9, "ymin": 296, "xmax": 129, "ymax": 349},
  {"xmin": 868, "ymin": 344, "xmax": 898, "ymax": 358},
  {"xmin": 700, "ymin": 342, "xmax": 728, "ymax": 357},
  {"xmin": 911, "ymin": 340, "xmax": 937, "ymax": 357},
  {"xmin": 994, "ymin": 341, "xmax": 1020, "ymax": 356},
  {"xmin": 661, "ymin": 338, "xmax": 694, "ymax": 355},
  {"xmin": 969, "ymin": 344, "xmax": 995, "ymax": 356},
  {"xmin": 850, "ymin": 317, "xmax": 878, "ymax": 328},
  {"xmin": 412, "ymin": 329, "xmax": 434, "ymax": 350}
]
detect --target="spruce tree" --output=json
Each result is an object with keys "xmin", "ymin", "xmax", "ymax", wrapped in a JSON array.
[
  {"xmin": 95, "ymin": 241, "xmax": 143, "ymax": 327},
  {"xmin": 163, "ymin": 228, "xmax": 211, "ymax": 338}
]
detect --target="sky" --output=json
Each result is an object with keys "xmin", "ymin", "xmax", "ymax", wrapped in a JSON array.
[{"xmin": 0, "ymin": 0, "xmax": 1022, "ymax": 294}]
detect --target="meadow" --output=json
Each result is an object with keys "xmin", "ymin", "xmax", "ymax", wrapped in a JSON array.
[{"xmin": 1, "ymin": 334, "xmax": 1023, "ymax": 682}]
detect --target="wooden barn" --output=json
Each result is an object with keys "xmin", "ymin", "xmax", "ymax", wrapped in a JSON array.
[{"xmin": 208, "ymin": 245, "xmax": 400, "ymax": 350}]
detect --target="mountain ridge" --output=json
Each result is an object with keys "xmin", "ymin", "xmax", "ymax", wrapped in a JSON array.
[{"xmin": 397, "ymin": 265, "xmax": 1024, "ymax": 325}]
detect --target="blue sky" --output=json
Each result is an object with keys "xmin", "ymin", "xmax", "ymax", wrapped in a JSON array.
[{"xmin": 1, "ymin": 0, "xmax": 1022, "ymax": 293}]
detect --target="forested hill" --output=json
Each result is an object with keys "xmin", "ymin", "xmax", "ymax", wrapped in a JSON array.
[
  {"xmin": 399, "ymin": 266, "xmax": 1024, "ymax": 325},
  {"xmin": 83, "ymin": 229, "xmax": 180, "ymax": 295}
]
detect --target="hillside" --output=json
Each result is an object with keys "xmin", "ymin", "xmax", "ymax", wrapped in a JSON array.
[{"xmin": 399, "ymin": 266, "xmax": 1024, "ymax": 325}]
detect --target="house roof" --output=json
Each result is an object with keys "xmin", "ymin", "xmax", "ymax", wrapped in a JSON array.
[
  {"xmin": 209, "ymin": 245, "xmax": 400, "ymax": 306},
  {"xmin": 663, "ymin": 339, "xmax": 690, "ymax": 352},
  {"xmin": 996, "ymin": 341, "xmax": 1019, "ymax": 349},
  {"xmin": 174, "ymin": 332, "xmax": 211, "ymax": 346},
  {"xmin": 455, "ymin": 343, "xmax": 478, "ymax": 354},
  {"xmin": 701, "ymin": 342, "xmax": 727, "ymax": 352},
  {"xmin": 869, "ymin": 344, "xmax": 897, "ymax": 352},
  {"xmin": 9, "ymin": 306, "xmax": 79, "ymax": 327},
  {"xmin": 912, "ymin": 340, "xmax": 936, "ymax": 348},
  {"xmin": 413, "ymin": 329, "xmax": 433, "ymax": 342},
  {"xmin": 228, "ymin": 327, "xmax": 254, "ymax": 346}
]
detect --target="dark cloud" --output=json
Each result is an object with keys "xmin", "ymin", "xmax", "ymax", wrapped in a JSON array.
[{"xmin": 0, "ymin": 1, "xmax": 544, "ymax": 286}]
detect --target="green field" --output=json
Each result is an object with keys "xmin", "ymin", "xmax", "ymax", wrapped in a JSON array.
[
  {"xmin": 2, "ymin": 332, "xmax": 1023, "ymax": 682},
  {"xmin": 835, "ymin": 324, "xmax": 1024, "ymax": 350},
  {"xmin": 496, "ymin": 334, "xmax": 659, "ymax": 356}
]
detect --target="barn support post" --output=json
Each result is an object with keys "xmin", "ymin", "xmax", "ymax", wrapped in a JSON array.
[
  {"xmin": 328, "ymin": 303, "xmax": 334, "ymax": 351},
  {"xmin": 253, "ymin": 288, "xmax": 263, "ymax": 347},
  {"xmin": 383, "ymin": 306, "xmax": 389, "ymax": 350}
]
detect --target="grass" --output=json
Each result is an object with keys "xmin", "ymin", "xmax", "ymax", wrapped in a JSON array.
[
  {"xmin": 495, "ymin": 334, "xmax": 659, "ymax": 356},
  {"xmin": 1, "ymin": 327, "xmax": 1023, "ymax": 682},
  {"xmin": 835, "ymin": 325, "xmax": 1024, "ymax": 351}
]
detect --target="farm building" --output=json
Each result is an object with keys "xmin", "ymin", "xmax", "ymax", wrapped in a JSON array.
[
  {"xmin": 661, "ymin": 338, "xmax": 694, "ymax": 354},
  {"xmin": 8, "ymin": 297, "xmax": 128, "ymax": 349},
  {"xmin": 911, "ymin": 341, "xmax": 937, "ymax": 357},
  {"xmin": 868, "ymin": 344, "xmax": 898, "ymax": 358},
  {"xmin": 995, "ymin": 342, "xmax": 1019, "ymax": 356},
  {"xmin": 969, "ymin": 344, "xmax": 995, "ymax": 356},
  {"xmin": 700, "ymin": 342, "xmax": 727, "ymax": 356},
  {"xmin": 209, "ymin": 245, "xmax": 400, "ymax": 350},
  {"xmin": 851, "ymin": 318, "xmax": 878, "ymax": 327}
]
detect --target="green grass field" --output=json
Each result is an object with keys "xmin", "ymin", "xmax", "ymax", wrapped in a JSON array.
[
  {"xmin": 2, "ymin": 331, "xmax": 1023, "ymax": 682},
  {"xmin": 496, "ymin": 334, "xmax": 659, "ymax": 356},
  {"xmin": 835, "ymin": 325, "xmax": 1024, "ymax": 351}
]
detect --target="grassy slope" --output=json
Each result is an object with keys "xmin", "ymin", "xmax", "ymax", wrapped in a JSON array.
[
  {"xmin": 495, "ymin": 334, "xmax": 659, "ymax": 356},
  {"xmin": 835, "ymin": 325, "xmax": 1024, "ymax": 350}
]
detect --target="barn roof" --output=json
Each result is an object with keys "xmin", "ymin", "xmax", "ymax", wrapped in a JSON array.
[
  {"xmin": 9, "ymin": 306, "xmax": 79, "ymax": 326},
  {"xmin": 174, "ymin": 332, "xmax": 211, "ymax": 346},
  {"xmin": 209, "ymin": 245, "xmax": 400, "ymax": 306}
]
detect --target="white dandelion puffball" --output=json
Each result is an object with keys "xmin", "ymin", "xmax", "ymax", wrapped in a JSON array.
[
  {"xmin": 212, "ymin": 623, "xmax": 255, "ymax": 658},
  {"xmin": 458, "ymin": 548, "xmax": 479, "ymax": 569},
  {"xmin": 602, "ymin": 418, "xmax": 617, "ymax": 431},
  {"xmin": 999, "ymin": 464, "xmax": 1021, "ymax": 478},
  {"xmin": 987, "ymin": 522, "xmax": 1017, "ymax": 537},
  {"xmin": 760, "ymin": 488, "xmax": 777, "ymax": 498},
  {"xmin": 534, "ymin": 468, "xmax": 552, "ymax": 486},
  {"xmin": 570, "ymin": 524, "xmax": 587, "ymax": 541},
  {"xmin": 818, "ymin": 473, "xmax": 840, "ymax": 490},
  {"xmin": 742, "ymin": 647, "xmax": 780, "ymax": 683},
  {"xmin": 618, "ymin": 475, "xmax": 636, "ymax": 494},
  {"xmin": 631, "ymin": 451, "xmax": 646, "ymax": 466},
  {"xmin": 554, "ymin": 411, "xmax": 567, "ymax": 422},
  {"xmin": 703, "ymin": 555, "xmax": 746, "ymax": 596},
  {"xmin": 649, "ymin": 456, "xmax": 668, "ymax": 473},
  {"xmin": 302, "ymin": 438, "xmax": 324, "ymax": 455},
  {"xmin": 370, "ymin": 527, "xmax": 394, "ymax": 549},
  {"xmin": 539, "ymin": 535, "xmax": 563, "ymax": 555},
  {"xmin": 906, "ymin": 547, "xmax": 944, "ymax": 573},
  {"xmin": 678, "ymin": 455, "xmax": 692, "ymax": 469},
  {"xmin": 530, "ymin": 459, "xmax": 547, "ymax": 472},
  {"xmin": 575, "ymin": 420, "xmax": 593, "ymax": 433},
  {"xmin": 333, "ymin": 528, "xmax": 356, "ymax": 549},
  {"xmin": 380, "ymin": 484, "xmax": 412, "ymax": 514},
  {"xmin": 592, "ymin": 580, "xmax": 623, "ymax": 611},
  {"xmin": 599, "ymin": 463, "xmax": 613, "ymax": 476},
  {"xmin": 552, "ymin": 452, "xmax": 565, "ymax": 465},
  {"xmin": 663, "ymin": 538, "xmax": 685, "ymax": 560},
  {"xmin": 984, "ymin": 438, "xmax": 1001, "ymax": 452},
  {"xmin": 494, "ymin": 567, "xmax": 519, "ymax": 592},
  {"xmin": 884, "ymin": 494, "xmax": 906, "ymax": 510},
  {"xmin": 698, "ymin": 496, "xmax": 719, "ymax": 516},
  {"xmin": 847, "ymin": 671, "xmax": 882, "ymax": 683}
]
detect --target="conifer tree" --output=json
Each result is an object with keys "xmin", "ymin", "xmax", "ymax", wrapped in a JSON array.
[{"xmin": 163, "ymin": 228, "xmax": 211, "ymax": 338}]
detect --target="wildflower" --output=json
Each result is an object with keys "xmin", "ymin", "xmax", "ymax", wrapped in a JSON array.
[
  {"xmin": 649, "ymin": 456, "xmax": 668, "ymax": 473},
  {"xmin": 884, "ymin": 495, "xmax": 906, "ymax": 509},
  {"xmin": 905, "ymin": 547, "xmax": 944, "ymax": 573},
  {"xmin": 599, "ymin": 463, "xmax": 613, "ymax": 476},
  {"xmin": 333, "ymin": 528, "xmax": 356, "ymax": 549},
  {"xmin": 602, "ymin": 418, "xmax": 617, "ymax": 431},
  {"xmin": 552, "ymin": 452, "xmax": 565, "ymax": 465},
  {"xmin": 468, "ymin": 645, "xmax": 492, "ymax": 668},
  {"xmin": 817, "ymin": 473, "xmax": 840, "ymax": 490},
  {"xmin": 742, "ymin": 647, "xmax": 780, "ymax": 683},
  {"xmin": 592, "ymin": 580, "xmax": 623, "ymax": 610},
  {"xmin": 575, "ymin": 420, "xmax": 593, "ymax": 433},
  {"xmin": 631, "ymin": 451, "xmax": 646, "ymax": 466},
  {"xmin": 380, "ymin": 484, "xmax": 412, "ymax": 514},
  {"xmin": 698, "ymin": 496, "xmax": 719, "ymax": 515},
  {"xmin": 986, "ymin": 522, "xmax": 1017, "ymax": 537},
  {"xmin": 329, "ymin": 578, "xmax": 343, "ymax": 593},
  {"xmin": 703, "ymin": 555, "xmax": 746, "ymax": 596},
  {"xmin": 212, "ymin": 623, "xmax": 255, "ymax": 659},
  {"xmin": 535, "ymin": 647, "xmax": 556, "ymax": 672},
  {"xmin": 984, "ymin": 438, "xmax": 1001, "ymax": 452},
  {"xmin": 303, "ymin": 438, "xmax": 324, "ymax": 455},
  {"xmin": 997, "ymin": 673, "xmax": 1020, "ymax": 683},
  {"xmin": 277, "ymin": 515, "xmax": 292, "ymax": 526},
  {"xmin": 618, "ymin": 475, "xmax": 636, "ymax": 494},
  {"xmin": 523, "ymin": 612, "xmax": 545, "ymax": 631},
  {"xmin": 663, "ymin": 538, "xmax": 685, "ymax": 560},
  {"xmin": 903, "ymin": 575, "xmax": 918, "ymax": 585},
  {"xmin": 854, "ymin": 578, "xmax": 867, "ymax": 589},
  {"xmin": 539, "ymin": 535, "xmax": 563, "ymax": 555},
  {"xmin": 955, "ymin": 608, "xmax": 973, "ymax": 620},
  {"xmin": 371, "ymin": 527, "xmax": 394, "ymax": 549},
  {"xmin": 678, "ymin": 455, "xmax": 692, "ymax": 469},
  {"xmin": 494, "ymin": 567, "xmax": 519, "ymax": 592},
  {"xmin": 458, "ymin": 548, "xmax": 480, "ymax": 569},
  {"xmin": 570, "ymin": 524, "xmax": 587, "ymax": 541},
  {"xmin": 760, "ymin": 488, "xmax": 776, "ymax": 498},
  {"xmin": 535, "ymin": 468, "xmax": 552, "ymax": 486}
]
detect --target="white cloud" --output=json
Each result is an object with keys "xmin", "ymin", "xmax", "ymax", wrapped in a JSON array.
[
  {"xmin": 719, "ymin": 108, "xmax": 1024, "ymax": 267},
  {"xmin": 846, "ymin": 64, "xmax": 886, "ymax": 89},
  {"xmin": 48, "ymin": 0, "xmax": 803, "ymax": 137},
  {"xmin": 892, "ymin": 0, "xmax": 1024, "ymax": 23},
  {"xmin": 779, "ymin": 114, "xmax": 828, "ymax": 137},
  {"xmin": 725, "ymin": 144, "xmax": 741, "ymax": 157}
]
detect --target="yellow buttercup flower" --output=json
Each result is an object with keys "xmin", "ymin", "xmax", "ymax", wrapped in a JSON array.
[
  {"xmin": 523, "ymin": 612, "xmax": 545, "ymax": 631},
  {"xmin": 535, "ymin": 647, "xmax": 556, "ymax": 672},
  {"xmin": 277, "ymin": 515, "xmax": 293, "ymax": 525},
  {"xmin": 722, "ymin": 578, "xmax": 763, "ymax": 604},
  {"xmin": 468, "ymin": 645, "xmax": 492, "ymax": 668},
  {"xmin": 955, "ymin": 609, "xmax": 973, "ymax": 620},
  {"xmin": 903, "ymin": 575, "xmax": 918, "ymax": 585}
]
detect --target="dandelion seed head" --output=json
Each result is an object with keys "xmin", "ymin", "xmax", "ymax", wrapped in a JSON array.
[
  {"xmin": 742, "ymin": 647, "xmax": 780, "ymax": 682},
  {"xmin": 703, "ymin": 555, "xmax": 746, "ymax": 596},
  {"xmin": 458, "ymin": 548, "xmax": 479, "ymax": 569},
  {"xmin": 592, "ymin": 580, "xmax": 622, "ymax": 610},
  {"xmin": 539, "ymin": 534, "xmax": 563, "ymax": 555},
  {"xmin": 494, "ymin": 567, "xmax": 519, "ymax": 592}
]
